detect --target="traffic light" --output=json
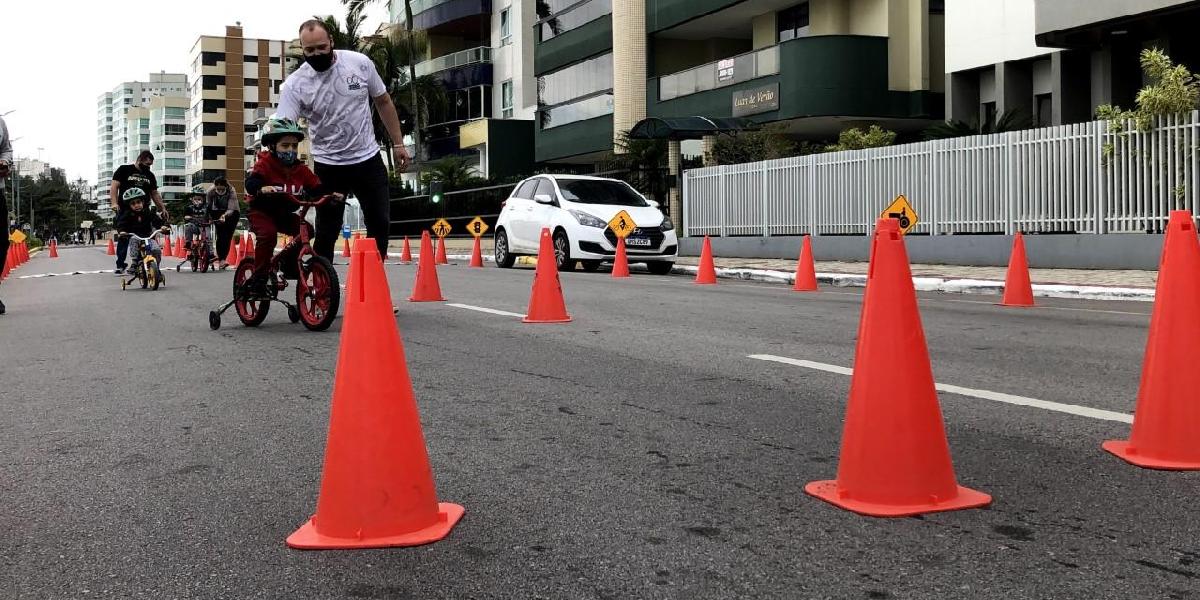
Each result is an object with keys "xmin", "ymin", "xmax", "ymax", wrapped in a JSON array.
[{"xmin": 430, "ymin": 180, "xmax": 444, "ymax": 204}]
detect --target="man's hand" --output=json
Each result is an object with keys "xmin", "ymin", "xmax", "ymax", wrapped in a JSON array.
[
  {"xmin": 392, "ymin": 145, "xmax": 411, "ymax": 173},
  {"xmin": 0, "ymin": 160, "xmax": 10, "ymax": 179},
  {"xmin": 260, "ymin": 185, "xmax": 280, "ymax": 194},
  {"xmin": 218, "ymin": 215, "xmax": 226, "ymax": 224}
]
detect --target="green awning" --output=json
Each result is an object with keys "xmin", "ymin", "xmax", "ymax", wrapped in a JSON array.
[{"xmin": 627, "ymin": 116, "xmax": 759, "ymax": 141}]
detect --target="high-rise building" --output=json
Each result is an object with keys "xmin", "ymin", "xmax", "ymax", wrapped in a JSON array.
[
  {"xmin": 94, "ymin": 72, "xmax": 190, "ymax": 216},
  {"xmin": 188, "ymin": 24, "xmax": 290, "ymax": 196}
]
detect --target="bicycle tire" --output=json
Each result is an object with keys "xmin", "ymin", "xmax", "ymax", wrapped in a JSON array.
[{"xmin": 297, "ymin": 255, "xmax": 340, "ymax": 331}]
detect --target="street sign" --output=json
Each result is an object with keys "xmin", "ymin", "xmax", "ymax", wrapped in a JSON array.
[
  {"xmin": 9, "ymin": 230, "xmax": 26, "ymax": 243},
  {"xmin": 341, "ymin": 225, "xmax": 351, "ymax": 240},
  {"xmin": 608, "ymin": 210, "xmax": 637, "ymax": 239},
  {"xmin": 880, "ymin": 195, "xmax": 918, "ymax": 235},
  {"xmin": 432, "ymin": 219, "xmax": 452, "ymax": 239},
  {"xmin": 466, "ymin": 216, "xmax": 489, "ymax": 238}
]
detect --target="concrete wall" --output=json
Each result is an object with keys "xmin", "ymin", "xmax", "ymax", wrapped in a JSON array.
[
  {"xmin": 946, "ymin": 0, "xmax": 1053, "ymax": 73},
  {"xmin": 680, "ymin": 234, "xmax": 1165, "ymax": 270},
  {"xmin": 1035, "ymin": 0, "xmax": 1189, "ymax": 36},
  {"xmin": 751, "ymin": 12, "xmax": 777, "ymax": 50}
]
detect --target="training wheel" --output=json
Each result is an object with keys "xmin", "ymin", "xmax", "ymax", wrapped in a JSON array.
[
  {"xmin": 209, "ymin": 311, "xmax": 221, "ymax": 330},
  {"xmin": 287, "ymin": 305, "xmax": 300, "ymax": 323},
  {"xmin": 121, "ymin": 279, "xmax": 127, "ymax": 290}
]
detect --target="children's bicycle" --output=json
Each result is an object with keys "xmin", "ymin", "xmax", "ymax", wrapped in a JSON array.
[
  {"xmin": 176, "ymin": 216, "xmax": 217, "ymax": 273},
  {"xmin": 208, "ymin": 194, "xmax": 341, "ymax": 332},
  {"xmin": 120, "ymin": 230, "xmax": 168, "ymax": 291}
]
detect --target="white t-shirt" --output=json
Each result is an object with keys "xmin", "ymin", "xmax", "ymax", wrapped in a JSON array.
[{"xmin": 277, "ymin": 50, "xmax": 387, "ymax": 166}]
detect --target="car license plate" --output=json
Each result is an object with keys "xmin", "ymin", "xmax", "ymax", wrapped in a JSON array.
[{"xmin": 626, "ymin": 237, "xmax": 651, "ymax": 247}]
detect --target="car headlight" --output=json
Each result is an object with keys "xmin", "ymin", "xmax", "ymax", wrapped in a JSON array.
[
  {"xmin": 660, "ymin": 215, "xmax": 675, "ymax": 231},
  {"xmin": 569, "ymin": 210, "xmax": 607, "ymax": 228}
]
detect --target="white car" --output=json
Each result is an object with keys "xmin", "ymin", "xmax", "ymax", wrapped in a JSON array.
[{"xmin": 493, "ymin": 175, "xmax": 679, "ymax": 274}]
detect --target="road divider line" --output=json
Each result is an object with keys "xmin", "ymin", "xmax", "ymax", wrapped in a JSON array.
[
  {"xmin": 447, "ymin": 303, "xmax": 525, "ymax": 318},
  {"xmin": 748, "ymin": 354, "xmax": 1132, "ymax": 424}
]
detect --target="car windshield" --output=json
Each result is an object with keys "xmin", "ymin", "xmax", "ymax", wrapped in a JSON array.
[{"xmin": 557, "ymin": 179, "xmax": 649, "ymax": 207}]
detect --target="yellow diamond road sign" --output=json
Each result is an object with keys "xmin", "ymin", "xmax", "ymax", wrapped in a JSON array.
[
  {"xmin": 432, "ymin": 218, "xmax": 452, "ymax": 239},
  {"xmin": 466, "ymin": 216, "xmax": 489, "ymax": 238},
  {"xmin": 9, "ymin": 230, "xmax": 27, "ymax": 243},
  {"xmin": 608, "ymin": 210, "xmax": 637, "ymax": 239},
  {"xmin": 880, "ymin": 195, "xmax": 918, "ymax": 235}
]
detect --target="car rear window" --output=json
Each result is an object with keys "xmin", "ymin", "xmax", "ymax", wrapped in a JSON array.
[{"xmin": 557, "ymin": 180, "xmax": 648, "ymax": 207}]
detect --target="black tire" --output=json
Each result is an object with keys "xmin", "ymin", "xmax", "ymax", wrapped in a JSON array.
[
  {"xmin": 494, "ymin": 229, "xmax": 516, "ymax": 268},
  {"xmin": 552, "ymin": 230, "xmax": 573, "ymax": 272},
  {"xmin": 580, "ymin": 260, "xmax": 602, "ymax": 272},
  {"xmin": 139, "ymin": 266, "xmax": 149, "ymax": 289},
  {"xmin": 287, "ymin": 304, "xmax": 300, "ymax": 323},
  {"xmin": 190, "ymin": 248, "xmax": 200, "ymax": 273},
  {"xmin": 150, "ymin": 264, "xmax": 163, "ymax": 290},
  {"xmin": 297, "ymin": 255, "xmax": 340, "ymax": 331},
  {"xmin": 646, "ymin": 261, "xmax": 675, "ymax": 275},
  {"xmin": 233, "ymin": 258, "xmax": 270, "ymax": 327},
  {"xmin": 208, "ymin": 311, "xmax": 221, "ymax": 330}
]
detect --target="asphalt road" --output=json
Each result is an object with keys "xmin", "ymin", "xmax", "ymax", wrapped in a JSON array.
[{"xmin": 1, "ymin": 244, "xmax": 1197, "ymax": 600}]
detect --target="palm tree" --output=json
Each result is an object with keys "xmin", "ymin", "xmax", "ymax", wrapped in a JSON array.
[
  {"xmin": 345, "ymin": 0, "xmax": 424, "ymax": 162},
  {"xmin": 363, "ymin": 29, "xmax": 447, "ymax": 168},
  {"xmin": 606, "ymin": 131, "xmax": 669, "ymax": 206},
  {"xmin": 923, "ymin": 109, "xmax": 1034, "ymax": 140}
]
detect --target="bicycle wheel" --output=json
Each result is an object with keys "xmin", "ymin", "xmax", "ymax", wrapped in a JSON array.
[
  {"xmin": 149, "ymin": 260, "xmax": 161, "ymax": 291},
  {"xmin": 190, "ymin": 245, "xmax": 200, "ymax": 273},
  {"xmin": 199, "ymin": 245, "xmax": 210, "ymax": 273},
  {"xmin": 296, "ymin": 255, "xmax": 340, "ymax": 331},
  {"xmin": 139, "ymin": 262, "xmax": 149, "ymax": 289},
  {"xmin": 233, "ymin": 258, "xmax": 270, "ymax": 326}
]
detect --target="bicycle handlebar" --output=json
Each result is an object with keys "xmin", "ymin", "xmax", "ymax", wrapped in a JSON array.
[
  {"xmin": 248, "ymin": 193, "xmax": 344, "ymax": 208},
  {"xmin": 117, "ymin": 229, "xmax": 168, "ymax": 242}
]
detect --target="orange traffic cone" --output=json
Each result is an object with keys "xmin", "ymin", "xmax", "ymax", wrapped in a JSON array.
[
  {"xmin": 408, "ymin": 231, "xmax": 445, "ymax": 302},
  {"xmin": 163, "ymin": 234, "xmax": 174, "ymax": 258},
  {"xmin": 107, "ymin": 238, "xmax": 116, "ymax": 256},
  {"xmin": 793, "ymin": 235, "xmax": 817, "ymax": 292},
  {"xmin": 612, "ymin": 238, "xmax": 630, "ymax": 278},
  {"xmin": 178, "ymin": 236, "xmax": 186, "ymax": 257},
  {"xmin": 1001, "ymin": 232, "xmax": 1034, "ymax": 307},
  {"xmin": 225, "ymin": 237, "xmax": 239, "ymax": 265},
  {"xmin": 524, "ymin": 228, "xmax": 572, "ymax": 323},
  {"xmin": 49, "ymin": 240, "xmax": 59, "ymax": 258},
  {"xmin": 1103, "ymin": 210, "xmax": 1200, "ymax": 469},
  {"xmin": 287, "ymin": 237, "xmax": 464, "ymax": 549},
  {"xmin": 469, "ymin": 236, "xmax": 484, "ymax": 268},
  {"xmin": 353, "ymin": 231, "xmax": 362, "ymax": 241},
  {"xmin": 244, "ymin": 233, "xmax": 255, "ymax": 258},
  {"xmin": 342, "ymin": 237, "xmax": 351, "ymax": 259},
  {"xmin": 695, "ymin": 236, "xmax": 717, "ymax": 285},
  {"xmin": 2, "ymin": 247, "xmax": 12, "ymax": 279},
  {"xmin": 19, "ymin": 242, "xmax": 28, "ymax": 264},
  {"xmin": 400, "ymin": 236, "xmax": 413, "ymax": 263},
  {"xmin": 436, "ymin": 236, "xmax": 449, "ymax": 265},
  {"xmin": 805, "ymin": 218, "xmax": 991, "ymax": 517}
]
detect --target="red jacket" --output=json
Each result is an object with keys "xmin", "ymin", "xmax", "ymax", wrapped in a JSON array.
[{"xmin": 245, "ymin": 151, "xmax": 324, "ymax": 213}]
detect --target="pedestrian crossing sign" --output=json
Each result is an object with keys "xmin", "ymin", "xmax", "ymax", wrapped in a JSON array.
[
  {"xmin": 9, "ymin": 230, "xmax": 26, "ymax": 243},
  {"xmin": 608, "ymin": 210, "xmax": 637, "ymax": 239},
  {"xmin": 432, "ymin": 219, "xmax": 452, "ymax": 239},
  {"xmin": 881, "ymin": 195, "xmax": 918, "ymax": 235}
]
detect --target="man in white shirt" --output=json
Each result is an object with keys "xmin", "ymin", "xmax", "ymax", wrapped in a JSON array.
[{"xmin": 276, "ymin": 19, "xmax": 410, "ymax": 260}]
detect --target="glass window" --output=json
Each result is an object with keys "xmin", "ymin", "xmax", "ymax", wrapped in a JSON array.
[
  {"xmin": 201, "ymin": 51, "xmax": 225, "ymax": 66},
  {"xmin": 513, "ymin": 180, "xmax": 538, "ymax": 199},
  {"xmin": 539, "ymin": 93, "xmax": 613, "ymax": 129},
  {"xmin": 163, "ymin": 141, "xmax": 187, "ymax": 152},
  {"xmin": 164, "ymin": 158, "xmax": 186, "ymax": 170},
  {"xmin": 537, "ymin": 52, "xmax": 613, "ymax": 107},
  {"xmin": 139, "ymin": 134, "xmax": 150, "ymax": 145},
  {"xmin": 202, "ymin": 75, "xmax": 226, "ymax": 90},
  {"xmin": 203, "ymin": 99, "xmax": 227, "ymax": 113},
  {"xmin": 138, "ymin": 118, "xmax": 149, "ymax": 130},
  {"xmin": 500, "ymin": 8, "xmax": 512, "ymax": 44},
  {"xmin": 269, "ymin": 56, "xmax": 281, "ymax": 64},
  {"xmin": 533, "ymin": 178, "xmax": 556, "ymax": 200},
  {"xmin": 777, "ymin": 2, "xmax": 810, "ymax": 42},
  {"xmin": 202, "ymin": 146, "xmax": 224, "ymax": 160},
  {"xmin": 557, "ymin": 179, "xmax": 648, "ymax": 206},
  {"xmin": 244, "ymin": 54, "xmax": 259, "ymax": 63},
  {"xmin": 539, "ymin": 0, "xmax": 612, "ymax": 42},
  {"xmin": 502, "ymin": 80, "xmax": 514, "ymax": 119},
  {"xmin": 164, "ymin": 124, "xmax": 187, "ymax": 136},
  {"xmin": 165, "ymin": 107, "xmax": 187, "ymax": 119},
  {"xmin": 163, "ymin": 175, "xmax": 187, "ymax": 187},
  {"xmin": 202, "ymin": 122, "xmax": 225, "ymax": 135},
  {"xmin": 245, "ymin": 78, "xmax": 259, "ymax": 87},
  {"xmin": 929, "ymin": 0, "xmax": 945, "ymax": 14}
]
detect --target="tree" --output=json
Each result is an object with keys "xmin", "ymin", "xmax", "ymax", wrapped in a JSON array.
[
  {"xmin": 1096, "ymin": 48, "xmax": 1200, "ymax": 132},
  {"xmin": 922, "ymin": 109, "xmax": 1033, "ymax": 140},
  {"xmin": 825, "ymin": 125, "xmax": 897, "ymax": 152},
  {"xmin": 423, "ymin": 155, "xmax": 486, "ymax": 191},
  {"xmin": 605, "ymin": 131, "xmax": 669, "ymax": 206},
  {"xmin": 345, "ymin": 0, "xmax": 424, "ymax": 162},
  {"xmin": 710, "ymin": 124, "xmax": 798, "ymax": 165}
]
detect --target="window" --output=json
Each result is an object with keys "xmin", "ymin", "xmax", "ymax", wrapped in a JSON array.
[
  {"xmin": 269, "ymin": 56, "xmax": 281, "ymax": 64},
  {"xmin": 244, "ymin": 102, "xmax": 259, "ymax": 109},
  {"xmin": 533, "ymin": 179, "xmax": 556, "ymax": 201},
  {"xmin": 777, "ymin": 2, "xmax": 810, "ymax": 42},
  {"xmin": 202, "ymin": 146, "xmax": 225, "ymax": 160},
  {"xmin": 981, "ymin": 101, "xmax": 998, "ymax": 129},
  {"xmin": 164, "ymin": 124, "xmax": 187, "ymax": 136},
  {"xmin": 202, "ymin": 122, "xmax": 226, "ymax": 135},
  {"xmin": 165, "ymin": 107, "xmax": 187, "ymax": 119},
  {"xmin": 164, "ymin": 158, "xmax": 186, "ymax": 170},
  {"xmin": 537, "ymin": 53, "xmax": 612, "ymax": 107},
  {"xmin": 244, "ymin": 125, "xmax": 258, "ymax": 133},
  {"xmin": 538, "ymin": 0, "xmax": 612, "ymax": 42},
  {"xmin": 929, "ymin": 0, "xmax": 945, "ymax": 14},
  {"xmin": 202, "ymin": 75, "xmax": 226, "ymax": 90},
  {"xmin": 139, "ymin": 118, "xmax": 150, "ymax": 130},
  {"xmin": 500, "ymin": 8, "xmax": 512, "ymax": 45},
  {"xmin": 558, "ymin": 179, "xmax": 648, "ymax": 206},
  {"xmin": 163, "ymin": 140, "xmax": 187, "ymax": 152},
  {"xmin": 163, "ymin": 175, "xmax": 187, "ymax": 187},
  {"xmin": 1035, "ymin": 93, "xmax": 1053, "ymax": 127},
  {"xmin": 539, "ymin": 94, "xmax": 613, "ymax": 129},
  {"xmin": 201, "ymin": 51, "xmax": 225, "ymax": 66},
  {"xmin": 139, "ymin": 134, "xmax": 150, "ymax": 145},
  {"xmin": 244, "ymin": 78, "xmax": 259, "ymax": 87},
  {"xmin": 513, "ymin": 180, "xmax": 539, "ymax": 199},
  {"xmin": 203, "ymin": 99, "xmax": 226, "ymax": 113},
  {"xmin": 502, "ymin": 80, "xmax": 514, "ymax": 118},
  {"xmin": 244, "ymin": 54, "xmax": 259, "ymax": 63}
]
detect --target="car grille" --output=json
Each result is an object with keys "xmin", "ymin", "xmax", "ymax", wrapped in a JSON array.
[{"xmin": 604, "ymin": 226, "xmax": 666, "ymax": 249}]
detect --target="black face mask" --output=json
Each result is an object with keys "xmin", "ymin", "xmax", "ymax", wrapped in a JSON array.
[{"xmin": 306, "ymin": 52, "xmax": 334, "ymax": 72}]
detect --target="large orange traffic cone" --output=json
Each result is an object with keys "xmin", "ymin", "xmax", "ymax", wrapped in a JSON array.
[
  {"xmin": 793, "ymin": 235, "xmax": 817, "ymax": 292},
  {"xmin": 163, "ymin": 234, "xmax": 174, "ymax": 258},
  {"xmin": 400, "ymin": 236, "xmax": 413, "ymax": 263},
  {"xmin": 524, "ymin": 228, "xmax": 572, "ymax": 323},
  {"xmin": 1001, "ymin": 232, "xmax": 1034, "ymax": 307},
  {"xmin": 342, "ymin": 237, "xmax": 351, "ymax": 259},
  {"xmin": 436, "ymin": 236, "xmax": 449, "ymax": 265},
  {"xmin": 409, "ymin": 231, "xmax": 445, "ymax": 302},
  {"xmin": 2, "ymin": 246, "xmax": 12, "ymax": 279},
  {"xmin": 695, "ymin": 236, "xmax": 717, "ymax": 285},
  {"xmin": 244, "ymin": 233, "xmax": 255, "ymax": 258},
  {"xmin": 469, "ymin": 236, "xmax": 484, "ymax": 268},
  {"xmin": 225, "ymin": 236, "xmax": 239, "ymax": 265},
  {"xmin": 612, "ymin": 238, "xmax": 630, "ymax": 278},
  {"xmin": 19, "ymin": 242, "xmax": 28, "ymax": 264},
  {"xmin": 1103, "ymin": 210, "xmax": 1200, "ymax": 469},
  {"xmin": 107, "ymin": 238, "xmax": 116, "ymax": 256},
  {"xmin": 287, "ymin": 237, "xmax": 464, "ymax": 549},
  {"xmin": 48, "ymin": 240, "xmax": 59, "ymax": 258},
  {"xmin": 805, "ymin": 218, "xmax": 991, "ymax": 517}
]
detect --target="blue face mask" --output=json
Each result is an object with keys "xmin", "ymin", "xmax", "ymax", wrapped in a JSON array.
[{"xmin": 274, "ymin": 150, "xmax": 298, "ymax": 166}]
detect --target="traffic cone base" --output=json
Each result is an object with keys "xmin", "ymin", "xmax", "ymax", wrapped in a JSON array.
[
  {"xmin": 1101, "ymin": 440, "xmax": 1200, "ymax": 471},
  {"xmin": 287, "ymin": 502, "xmax": 464, "ymax": 549},
  {"xmin": 804, "ymin": 480, "xmax": 991, "ymax": 518}
]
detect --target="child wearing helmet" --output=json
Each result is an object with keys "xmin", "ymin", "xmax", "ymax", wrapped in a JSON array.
[
  {"xmin": 243, "ymin": 117, "xmax": 341, "ymax": 293},
  {"xmin": 115, "ymin": 188, "xmax": 169, "ymax": 274},
  {"xmin": 182, "ymin": 185, "xmax": 216, "ymax": 260}
]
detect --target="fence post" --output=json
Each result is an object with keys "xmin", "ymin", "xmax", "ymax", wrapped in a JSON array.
[
  {"xmin": 718, "ymin": 165, "xmax": 727, "ymax": 238},
  {"xmin": 1004, "ymin": 131, "xmax": 1015, "ymax": 235},
  {"xmin": 682, "ymin": 170, "xmax": 690, "ymax": 237},
  {"xmin": 761, "ymin": 162, "xmax": 769, "ymax": 237},
  {"xmin": 1093, "ymin": 120, "xmax": 1106, "ymax": 234}
]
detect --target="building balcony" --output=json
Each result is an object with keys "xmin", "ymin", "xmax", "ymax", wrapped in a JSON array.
[
  {"xmin": 534, "ymin": 14, "xmax": 612, "ymax": 76},
  {"xmin": 393, "ymin": 0, "xmax": 491, "ymax": 34},
  {"xmin": 534, "ymin": 114, "xmax": 612, "ymax": 163},
  {"xmin": 414, "ymin": 46, "xmax": 494, "ymax": 90}
]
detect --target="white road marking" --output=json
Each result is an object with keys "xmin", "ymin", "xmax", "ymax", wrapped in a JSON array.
[
  {"xmin": 447, "ymin": 303, "xmax": 526, "ymax": 318},
  {"xmin": 748, "ymin": 354, "xmax": 1133, "ymax": 424}
]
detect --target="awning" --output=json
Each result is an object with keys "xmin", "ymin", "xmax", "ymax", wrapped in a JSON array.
[{"xmin": 627, "ymin": 116, "xmax": 760, "ymax": 141}]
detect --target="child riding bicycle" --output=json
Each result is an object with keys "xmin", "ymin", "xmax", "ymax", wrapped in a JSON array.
[
  {"xmin": 182, "ymin": 185, "xmax": 216, "ymax": 261},
  {"xmin": 116, "ymin": 188, "xmax": 169, "ymax": 274}
]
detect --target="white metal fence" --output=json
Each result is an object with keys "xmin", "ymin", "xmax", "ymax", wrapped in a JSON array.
[{"xmin": 683, "ymin": 111, "xmax": 1200, "ymax": 237}]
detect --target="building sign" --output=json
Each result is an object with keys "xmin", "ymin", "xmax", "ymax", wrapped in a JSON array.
[
  {"xmin": 717, "ymin": 59, "xmax": 736, "ymax": 83},
  {"xmin": 732, "ymin": 83, "xmax": 779, "ymax": 117}
]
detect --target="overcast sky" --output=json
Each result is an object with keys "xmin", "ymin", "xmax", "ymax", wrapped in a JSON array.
[{"xmin": 1, "ymin": 1, "xmax": 388, "ymax": 186}]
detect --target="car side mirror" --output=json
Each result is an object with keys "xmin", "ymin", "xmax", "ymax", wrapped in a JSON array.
[
  {"xmin": 648, "ymin": 199, "xmax": 661, "ymax": 208},
  {"xmin": 534, "ymin": 194, "xmax": 555, "ymax": 204}
]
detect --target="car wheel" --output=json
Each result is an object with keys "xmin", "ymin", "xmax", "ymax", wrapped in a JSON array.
[
  {"xmin": 580, "ymin": 260, "xmax": 601, "ymax": 272},
  {"xmin": 646, "ymin": 261, "xmax": 675, "ymax": 275},
  {"xmin": 494, "ymin": 229, "xmax": 516, "ymax": 268},
  {"xmin": 552, "ymin": 230, "xmax": 573, "ymax": 271}
]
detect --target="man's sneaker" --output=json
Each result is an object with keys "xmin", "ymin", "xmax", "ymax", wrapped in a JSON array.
[
  {"xmin": 114, "ymin": 268, "xmax": 126, "ymax": 276},
  {"xmin": 0, "ymin": 298, "xmax": 6, "ymax": 315}
]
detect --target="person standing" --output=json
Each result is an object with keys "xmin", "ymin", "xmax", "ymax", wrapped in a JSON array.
[
  {"xmin": 0, "ymin": 114, "xmax": 13, "ymax": 315},
  {"xmin": 109, "ymin": 150, "xmax": 169, "ymax": 274},
  {"xmin": 207, "ymin": 176, "xmax": 240, "ymax": 269},
  {"xmin": 275, "ymin": 19, "xmax": 410, "ymax": 262}
]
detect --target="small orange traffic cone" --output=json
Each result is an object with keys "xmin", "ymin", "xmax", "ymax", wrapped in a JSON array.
[
  {"xmin": 469, "ymin": 236, "xmax": 484, "ymax": 268},
  {"xmin": 19, "ymin": 242, "xmax": 28, "ymax": 264},
  {"xmin": 225, "ymin": 237, "xmax": 239, "ymax": 265},
  {"xmin": 107, "ymin": 238, "xmax": 116, "ymax": 256},
  {"xmin": 409, "ymin": 231, "xmax": 445, "ymax": 302},
  {"xmin": 793, "ymin": 235, "xmax": 817, "ymax": 292},
  {"xmin": 1001, "ymin": 232, "xmax": 1034, "ymax": 307},
  {"xmin": 163, "ymin": 234, "xmax": 174, "ymax": 258},
  {"xmin": 524, "ymin": 228, "xmax": 572, "ymax": 323},
  {"xmin": 342, "ymin": 237, "xmax": 351, "ymax": 259},
  {"xmin": 244, "ymin": 233, "xmax": 255, "ymax": 258},
  {"xmin": 612, "ymin": 238, "xmax": 630, "ymax": 278},
  {"xmin": 353, "ymin": 231, "xmax": 362, "ymax": 241},
  {"xmin": 400, "ymin": 236, "xmax": 413, "ymax": 263},
  {"xmin": 695, "ymin": 236, "xmax": 717, "ymax": 285},
  {"xmin": 287, "ymin": 237, "xmax": 464, "ymax": 549},
  {"xmin": 805, "ymin": 218, "xmax": 991, "ymax": 517},
  {"xmin": 48, "ymin": 240, "xmax": 59, "ymax": 258},
  {"xmin": 1103, "ymin": 210, "xmax": 1200, "ymax": 469},
  {"xmin": 436, "ymin": 236, "xmax": 449, "ymax": 265},
  {"xmin": 2, "ymin": 247, "xmax": 12, "ymax": 279}
]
